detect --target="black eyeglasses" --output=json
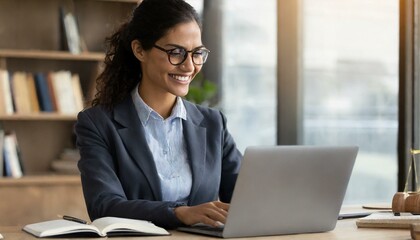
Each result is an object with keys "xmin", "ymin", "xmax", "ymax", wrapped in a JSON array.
[{"xmin": 153, "ymin": 45, "xmax": 210, "ymax": 66}]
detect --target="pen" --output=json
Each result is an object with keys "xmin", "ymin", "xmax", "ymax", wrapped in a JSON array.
[
  {"xmin": 58, "ymin": 215, "xmax": 88, "ymax": 224},
  {"xmin": 338, "ymin": 212, "xmax": 371, "ymax": 220}
]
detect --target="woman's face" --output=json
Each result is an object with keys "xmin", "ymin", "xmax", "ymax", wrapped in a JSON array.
[{"xmin": 137, "ymin": 21, "xmax": 204, "ymax": 98}]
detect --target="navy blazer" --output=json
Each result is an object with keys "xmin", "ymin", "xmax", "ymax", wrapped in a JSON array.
[{"xmin": 75, "ymin": 97, "xmax": 242, "ymax": 228}]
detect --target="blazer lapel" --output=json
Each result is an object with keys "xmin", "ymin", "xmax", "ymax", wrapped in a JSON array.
[
  {"xmin": 113, "ymin": 97, "xmax": 162, "ymax": 200},
  {"xmin": 183, "ymin": 101, "xmax": 206, "ymax": 204}
]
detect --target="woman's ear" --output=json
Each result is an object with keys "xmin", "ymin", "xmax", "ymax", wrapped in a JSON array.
[{"xmin": 131, "ymin": 40, "xmax": 145, "ymax": 61}]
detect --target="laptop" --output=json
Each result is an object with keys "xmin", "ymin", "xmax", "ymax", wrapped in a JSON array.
[{"xmin": 178, "ymin": 145, "xmax": 358, "ymax": 238}]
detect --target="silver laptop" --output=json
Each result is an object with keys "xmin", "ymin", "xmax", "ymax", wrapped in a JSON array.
[{"xmin": 178, "ymin": 145, "xmax": 358, "ymax": 238}]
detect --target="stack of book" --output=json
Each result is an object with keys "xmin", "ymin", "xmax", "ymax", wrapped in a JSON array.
[
  {"xmin": 0, "ymin": 129, "xmax": 24, "ymax": 178},
  {"xmin": 50, "ymin": 148, "xmax": 80, "ymax": 174},
  {"xmin": 0, "ymin": 69, "xmax": 84, "ymax": 115}
]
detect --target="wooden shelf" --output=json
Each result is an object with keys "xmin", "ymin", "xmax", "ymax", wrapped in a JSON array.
[
  {"xmin": 0, "ymin": 174, "xmax": 87, "ymax": 226},
  {"xmin": 0, "ymin": 175, "xmax": 80, "ymax": 186},
  {"xmin": 0, "ymin": 49, "xmax": 104, "ymax": 61},
  {"xmin": 0, "ymin": 113, "xmax": 77, "ymax": 121}
]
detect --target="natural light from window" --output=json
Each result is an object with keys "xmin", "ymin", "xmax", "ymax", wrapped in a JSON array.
[{"xmin": 301, "ymin": 0, "xmax": 399, "ymax": 204}]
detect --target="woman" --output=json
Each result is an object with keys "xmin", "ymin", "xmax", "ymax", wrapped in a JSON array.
[{"xmin": 75, "ymin": 0, "xmax": 242, "ymax": 229}]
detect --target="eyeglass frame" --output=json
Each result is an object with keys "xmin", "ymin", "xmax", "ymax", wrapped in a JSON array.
[{"xmin": 153, "ymin": 44, "xmax": 210, "ymax": 66}]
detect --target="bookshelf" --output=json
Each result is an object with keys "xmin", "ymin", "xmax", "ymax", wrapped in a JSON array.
[
  {"xmin": 0, "ymin": 175, "xmax": 86, "ymax": 226},
  {"xmin": 0, "ymin": 0, "xmax": 137, "ymax": 225}
]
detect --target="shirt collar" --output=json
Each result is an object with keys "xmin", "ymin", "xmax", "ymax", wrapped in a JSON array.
[{"xmin": 131, "ymin": 83, "xmax": 187, "ymax": 126}]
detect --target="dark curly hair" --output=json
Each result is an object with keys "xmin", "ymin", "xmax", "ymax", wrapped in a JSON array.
[{"xmin": 92, "ymin": 0, "xmax": 201, "ymax": 108}]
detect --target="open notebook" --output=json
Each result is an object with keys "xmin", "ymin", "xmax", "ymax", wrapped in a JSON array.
[{"xmin": 178, "ymin": 145, "xmax": 358, "ymax": 238}]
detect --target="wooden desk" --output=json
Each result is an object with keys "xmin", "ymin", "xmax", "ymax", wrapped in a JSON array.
[{"xmin": 0, "ymin": 219, "xmax": 411, "ymax": 240}]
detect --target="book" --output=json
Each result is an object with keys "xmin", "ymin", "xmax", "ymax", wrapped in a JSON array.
[
  {"xmin": 3, "ymin": 145, "xmax": 11, "ymax": 177},
  {"xmin": 51, "ymin": 70, "xmax": 78, "ymax": 114},
  {"xmin": 26, "ymin": 73, "xmax": 40, "ymax": 113},
  {"xmin": 0, "ymin": 129, "xmax": 4, "ymax": 177},
  {"xmin": 34, "ymin": 72, "xmax": 54, "ymax": 112},
  {"xmin": 50, "ymin": 148, "xmax": 80, "ymax": 174},
  {"xmin": 356, "ymin": 211, "xmax": 420, "ymax": 229},
  {"xmin": 0, "ymin": 70, "xmax": 13, "ymax": 114},
  {"xmin": 0, "ymin": 71, "xmax": 6, "ymax": 114},
  {"xmin": 11, "ymin": 71, "xmax": 32, "ymax": 114},
  {"xmin": 46, "ymin": 72, "xmax": 58, "ymax": 112},
  {"xmin": 71, "ymin": 73, "xmax": 84, "ymax": 111},
  {"xmin": 22, "ymin": 216, "xmax": 170, "ymax": 238},
  {"xmin": 60, "ymin": 7, "xmax": 82, "ymax": 54},
  {"xmin": 3, "ymin": 131, "xmax": 23, "ymax": 178}
]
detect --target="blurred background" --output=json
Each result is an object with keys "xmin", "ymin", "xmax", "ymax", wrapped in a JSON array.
[{"xmin": 188, "ymin": 0, "xmax": 399, "ymax": 205}]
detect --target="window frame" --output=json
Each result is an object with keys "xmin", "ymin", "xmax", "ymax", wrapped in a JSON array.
[{"xmin": 399, "ymin": 0, "xmax": 420, "ymax": 191}]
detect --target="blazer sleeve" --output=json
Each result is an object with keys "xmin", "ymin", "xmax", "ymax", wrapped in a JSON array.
[
  {"xmin": 218, "ymin": 111, "xmax": 243, "ymax": 203},
  {"xmin": 75, "ymin": 109, "xmax": 185, "ymax": 229}
]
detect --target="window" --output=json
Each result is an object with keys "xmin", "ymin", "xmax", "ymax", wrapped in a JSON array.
[
  {"xmin": 218, "ymin": 0, "xmax": 278, "ymax": 152},
  {"xmin": 202, "ymin": 0, "xmax": 398, "ymax": 204},
  {"xmin": 299, "ymin": 0, "xmax": 399, "ymax": 203}
]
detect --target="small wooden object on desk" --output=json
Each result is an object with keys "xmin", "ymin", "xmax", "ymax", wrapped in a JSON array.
[
  {"xmin": 392, "ymin": 192, "xmax": 420, "ymax": 214},
  {"xmin": 356, "ymin": 192, "xmax": 420, "ymax": 230},
  {"xmin": 393, "ymin": 192, "xmax": 420, "ymax": 240},
  {"xmin": 412, "ymin": 223, "xmax": 420, "ymax": 240}
]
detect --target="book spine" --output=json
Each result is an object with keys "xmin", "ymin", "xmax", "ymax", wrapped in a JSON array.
[
  {"xmin": 61, "ymin": 7, "xmax": 82, "ymax": 54},
  {"xmin": 71, "ymin": 73, "xmax": 84, "ymax": 111},
  {"xmin": 11, "ymin": 72, "xmax": 32, "ymax": 114},
  {"xmin": 46, "ymin": 72, "xmax": 58, "ymax": 112},
  {"xmin": 3, "ymin": 149, "xmax": 11, "ymax": 177},
  {"xmin": 52, "ymin": 71, "xmax": 78, "ymax": 114},
  {"xmin": 3, "ymin": 132, "xmax": 23, "ymax": 178},
  {"xmin": 0, "ymin": 129, "xmax": 4, "ymax": 177},
  {"xmin": 0, "ymin": 71, "xmax": 6, "ymax": 115},
  {"xmin": 27, "ymin": 73, "xmax": 40, "ymax": 113},
  {"xmin": 34, "ymin": 72, "xmax": 54, "ymax": 112},
  {"xmin": 0, "ymin": 70, "xmax": 14, "ymax": 114}
]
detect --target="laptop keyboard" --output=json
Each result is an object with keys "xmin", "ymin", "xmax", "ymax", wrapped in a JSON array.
[{"xmin": 190, "ymin": 224, "xmax": 224, "ymax": 232}]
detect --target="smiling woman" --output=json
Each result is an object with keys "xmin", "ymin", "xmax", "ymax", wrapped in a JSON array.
[
  {"xmin": 74, "ymin": 0, "xmax": 242, "ymax": 230},
  {"xmin": 130, "ymin": 20, "xmax": 205, "ymax": 114}
]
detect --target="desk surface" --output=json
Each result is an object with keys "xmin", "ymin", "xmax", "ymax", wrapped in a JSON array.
[
  {"xmin": 0, "ymin": 220, "xmax": 411, "ymax": 240},
  {"xmin": 0, "ymin": 206, "xmax": 412, "ymax": 240}
]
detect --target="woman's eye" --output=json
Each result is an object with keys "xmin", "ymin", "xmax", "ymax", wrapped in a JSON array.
[
  {"xmin": 170, "ymin": 48, "xmax": 184, "ymax": 56},
  {"xmin": 193, "ymin": 50, "xmax": 204, "ymax": 56}
]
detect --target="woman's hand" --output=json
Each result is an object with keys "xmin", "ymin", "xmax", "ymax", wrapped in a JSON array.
[{"xmin": 174, "ymin": 201, "xmax": 229, "ymax": 227}]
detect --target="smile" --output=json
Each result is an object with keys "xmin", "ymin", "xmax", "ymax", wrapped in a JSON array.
[{"xmin": 169, "ymin": 74, "xmax": 191, "ymax": 82}]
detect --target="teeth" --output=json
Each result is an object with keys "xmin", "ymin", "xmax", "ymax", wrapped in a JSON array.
[{"xmin": 171, "ymin": 74, "xmax": 190, "ymax": 81}]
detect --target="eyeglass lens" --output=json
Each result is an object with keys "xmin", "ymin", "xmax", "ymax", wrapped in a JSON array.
[{"xmin": 168, "ymin": 48, "xmax": 209, "ymax": 65}]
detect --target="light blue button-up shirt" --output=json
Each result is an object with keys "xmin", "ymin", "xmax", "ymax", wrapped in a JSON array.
[{"xmin": 131, "ymin": 85, "xmax": 192, "ymax": 202}]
